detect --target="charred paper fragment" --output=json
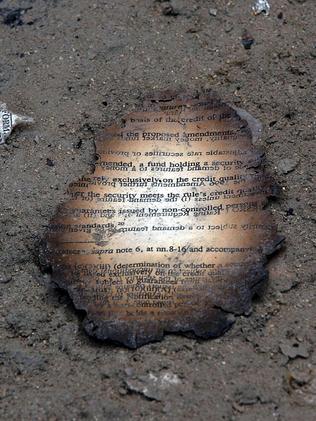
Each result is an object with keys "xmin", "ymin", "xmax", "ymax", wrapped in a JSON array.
[
  {"xmin": 41, "ymin": 91, "xmax": 283, "ymax": 348},
  {"xmin": 0, "ymin": 103, "xmax": 33, "ymax": 145}
]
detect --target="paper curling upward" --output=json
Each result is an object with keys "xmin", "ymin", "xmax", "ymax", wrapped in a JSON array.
[{"xmin": 41, "ymin": 91, "xmax": 283, "ymax": 348}]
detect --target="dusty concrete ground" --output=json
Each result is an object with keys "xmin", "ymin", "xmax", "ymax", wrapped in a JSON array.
[{"xmin": 0, "ymin": 0, "xmax": 315, "ymax": 420}]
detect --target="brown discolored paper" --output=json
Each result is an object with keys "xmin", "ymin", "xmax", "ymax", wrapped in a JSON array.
[{"xmin": 41, "ymin": 91, "xmax": 283, "ymax": 348}]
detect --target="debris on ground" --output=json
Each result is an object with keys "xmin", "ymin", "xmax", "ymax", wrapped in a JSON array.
[
  {"xmin": 46, "ymin": 158, "xmax": 55, "ymax": 167},
  {"xmin": 269, "ymin": 261, "xmax": 299, "ymax": 293},
  {"xmin": 233, "ymin": 384, "xmax": 268, "ymax": 406},
  {"xmin": 0, "ymin": 7, "xmax": 31, "ymax": 27},
  {"xmin": 161, "ymin": 3, "xmax": 179, "ymax": 16},
  {"xmin": 0, "ymin": 274, "xmax": 12, "ymax": 284},
  {"xmin": 125, "ymin": 371, "xmax": 182, "ymax": 401},
  {"xmin": 209, "ymin": 8, "xmax": 217, "ymax": 17},
  {"xmin": 277, "ymin": 158, "xmax": 299, "ymax": 174},
  {"xmin": 241, "ymin": 30, "xmax": 255, "ymax": 50},
  {"xmin": 252, "ymin": 0, "xmax": 270, "ymax": 16},
  {"xmin": 279, "ymin": 341, "xmax": 309, "ymax": 360},
  {"xmin": 0, "ymin": 103, "xmax": 33, "ymax": 145},
  {"xmin": 286, "ymin": 368, "xmax": 316, "ymax": 407}
]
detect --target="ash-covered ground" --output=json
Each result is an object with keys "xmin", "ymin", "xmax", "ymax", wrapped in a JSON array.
[{"xmin": 0, "ymin": 1, "xmax": 315, "ymax": 420}]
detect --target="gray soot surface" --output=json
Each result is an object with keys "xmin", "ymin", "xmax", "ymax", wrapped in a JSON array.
[{"xmin": 0, "ymin": 1, "xmax": 315, "ymax": 420}]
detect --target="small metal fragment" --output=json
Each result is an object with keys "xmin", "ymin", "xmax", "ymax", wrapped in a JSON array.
[
  {"xmin": 0, "ymin": 103, "xmax": 33, "ymax": 145},
  {"xmin": 252, "ymin": 0, "xmax": 270, "ymax": 16},
  {"xmin": 162, "ymin": 4, "xmax": 178, "ymax": 16}
]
